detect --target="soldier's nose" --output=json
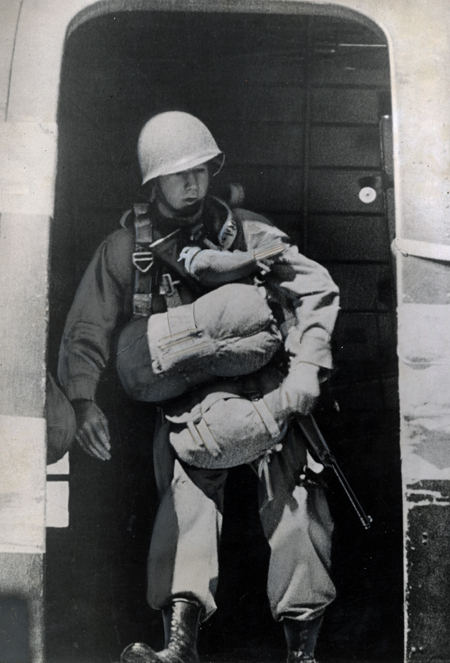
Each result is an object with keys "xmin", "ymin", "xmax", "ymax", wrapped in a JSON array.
[{"xmin": 184, "ymin": 171, "xmax": 198, "ymax": 190}]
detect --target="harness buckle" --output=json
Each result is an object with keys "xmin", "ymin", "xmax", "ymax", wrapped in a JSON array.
[
  {"xmin": 132, "ymin": 251, "xmax": 154, "ymax": 273},
  {"xmin": 160, "ymin": 273, "xmax": 180, "ymax": 297},
  {"xmin": 189, "ymin": 223, "xmax": 204, "ymax": 243}
]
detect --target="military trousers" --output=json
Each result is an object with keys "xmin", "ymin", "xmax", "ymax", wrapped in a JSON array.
[{"xmin": 147, "ymin": 414, "xmax": 336, "ymax": 623}]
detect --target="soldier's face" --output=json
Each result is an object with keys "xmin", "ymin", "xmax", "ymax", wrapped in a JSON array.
[{"xmin": 157, "ymin": 164, "xmax": 209, "ymax": 218}]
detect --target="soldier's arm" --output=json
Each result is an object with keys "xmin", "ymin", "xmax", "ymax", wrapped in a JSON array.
[
  {"xmin": 178, "ymin": 243, "xmax": 284, "ymax": 285},
  {"xmin": 242, "ymin": 215, "xmax": 340, "ymax": 414},
  {"xmin": 272, "ymin": 243, "xmax": 340, "ymax": 414},
  {"xmin": 58, "ymin": 229, "xmax": 133, "ymax": 459},
  {"xmin": 270, "ymin": 243, "xmax": 340, "ymax": 370}
]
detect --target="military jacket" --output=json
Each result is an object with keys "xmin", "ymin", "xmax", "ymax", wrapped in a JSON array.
[{"xmin": 58, "ymin": 197, "xmax": 340, "ymax": 402}]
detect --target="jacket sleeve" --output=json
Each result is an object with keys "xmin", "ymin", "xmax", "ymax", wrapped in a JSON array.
[
  {"xmin": 57, "ymin": 229, "xmax": 133, "ymax": 401},
  {"xmin": 241, "ymin": 215, "xmax": 340, "ymax": 371}
]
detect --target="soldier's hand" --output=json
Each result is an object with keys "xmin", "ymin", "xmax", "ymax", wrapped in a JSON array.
[
  {"xmin": 282, "ymin": 363, "xmax": 321, "ymax": 415},
  {"xmin": 71, "ymin": 400, "xmax": 111, "ymax": 461}
]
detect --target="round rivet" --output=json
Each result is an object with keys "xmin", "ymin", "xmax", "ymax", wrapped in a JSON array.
[{"xmin": 359, "ymin": 186, "xmax": 377, "ymax": 204}]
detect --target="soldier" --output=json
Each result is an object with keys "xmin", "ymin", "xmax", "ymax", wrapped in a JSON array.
[{"xmin": 58, "ymin": 111, "xmax": 340, "ymax": 663}]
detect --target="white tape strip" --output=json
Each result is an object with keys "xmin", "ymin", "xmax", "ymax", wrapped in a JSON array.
[{"xmin": 392, "ymin": 237, "xmax": 450, "ymax": 262}]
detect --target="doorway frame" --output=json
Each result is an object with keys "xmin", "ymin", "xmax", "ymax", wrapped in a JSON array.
[{"xmin": 2, "ymin": 1, "xmax": 450, "ymax": 661}]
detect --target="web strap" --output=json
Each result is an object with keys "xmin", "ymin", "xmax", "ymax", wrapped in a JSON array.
[{"xmin": 132, "ymin": 203, "xmax": 156, "ymax": 317}]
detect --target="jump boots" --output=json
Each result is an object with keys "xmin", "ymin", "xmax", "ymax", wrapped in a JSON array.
[
  {"xmin": 283, "ymin": 615, "xmax": 323, "ymax": 663},
  {"xmin": 121, "ymin": 600, "xmax": 322, "ymax": 663},
  {"xmin": 120, "ymin": 599, "xmax": 201, "ymax": 663}
]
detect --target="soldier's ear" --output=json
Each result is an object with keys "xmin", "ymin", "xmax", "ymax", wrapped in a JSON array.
[
  {"xmin": 143, "ymin": 181, "xmax": 157, "ymax": 202},
  {"xmin": 222, "ymin": 182, "xmax": 245, "ymax": 208},
  {"xmin": 138, "ymin": 180, "xmax": 155, "ymax": 203}
]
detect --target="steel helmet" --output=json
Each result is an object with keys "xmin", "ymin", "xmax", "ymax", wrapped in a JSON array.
[{"xmin": 138, "ymin": 111, "xmax": 223, "ymax": 185}]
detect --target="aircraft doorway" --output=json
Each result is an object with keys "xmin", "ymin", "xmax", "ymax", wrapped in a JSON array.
[{"xmin": 47, "ymin": 9, "xmax": 402, "ymax": 662}]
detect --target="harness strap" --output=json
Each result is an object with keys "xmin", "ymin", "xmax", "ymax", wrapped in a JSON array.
[
  {"xmin": 251, "ymin": 397, "xmax": 281, "ymax": 440},
  {"xmin": 187, "ymin": 419, "xmax": 221, "ymax": 458},
  {"xmin": 256, "ymin": 441, "xmax": 284, "ymax": 502},
  {"xmin": 132, "ymin": 203, "xmax": 155, "ymax": 317},
  {"xmin": 132, "ymin": 203, "xmax": 189, "ymax": 315},
  {"xmin": 131, "ymin": 197, "xmax": 246, "ymax": 316}
]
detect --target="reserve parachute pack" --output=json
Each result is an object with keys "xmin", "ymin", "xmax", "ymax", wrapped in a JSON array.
[
  {"xmin": 117, "ymin": 199, "xmax": 286, "ymax": 401},
  {"xmin": 116, "ymin": 200, "xmax": 298, "ymax": 474},
  {"xmin": 117, "ymin": 282, "xmax": 283, "ymax": 402},
  {"xmin": 163, "ymin": 364, "xmax": 292, "ymax": 469}
]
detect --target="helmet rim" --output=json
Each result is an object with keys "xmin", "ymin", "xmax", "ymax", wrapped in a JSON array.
[
  {"xmin": 141, "ymin": 151, "xmax": 224, "ymax": 185},
  {"xmin": 138, "ymin": 111, "xmax": 223, "ymax": 185}
]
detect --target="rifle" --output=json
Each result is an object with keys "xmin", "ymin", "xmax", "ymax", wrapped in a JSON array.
[{"xmin": 297, "ymin": 414, "xmax": 373, "ymax": 530}]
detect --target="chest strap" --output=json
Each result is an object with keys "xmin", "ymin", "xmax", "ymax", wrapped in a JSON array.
[
  {"xmin": 132, "ymin": 203, "xmax": 156, "ymax": 317},
  {"xmin": 132, "ymin": 204, "xmax": 188, "ymax": 316}
]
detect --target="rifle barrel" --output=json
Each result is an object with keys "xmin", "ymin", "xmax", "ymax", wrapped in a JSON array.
[
  {"xmin": 298, "ymin": 414, "xmax": 373, "ymax": 530},
  {"xmin": 331, "ymin": 462, "xmax": 373, "ymax": 529}
]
